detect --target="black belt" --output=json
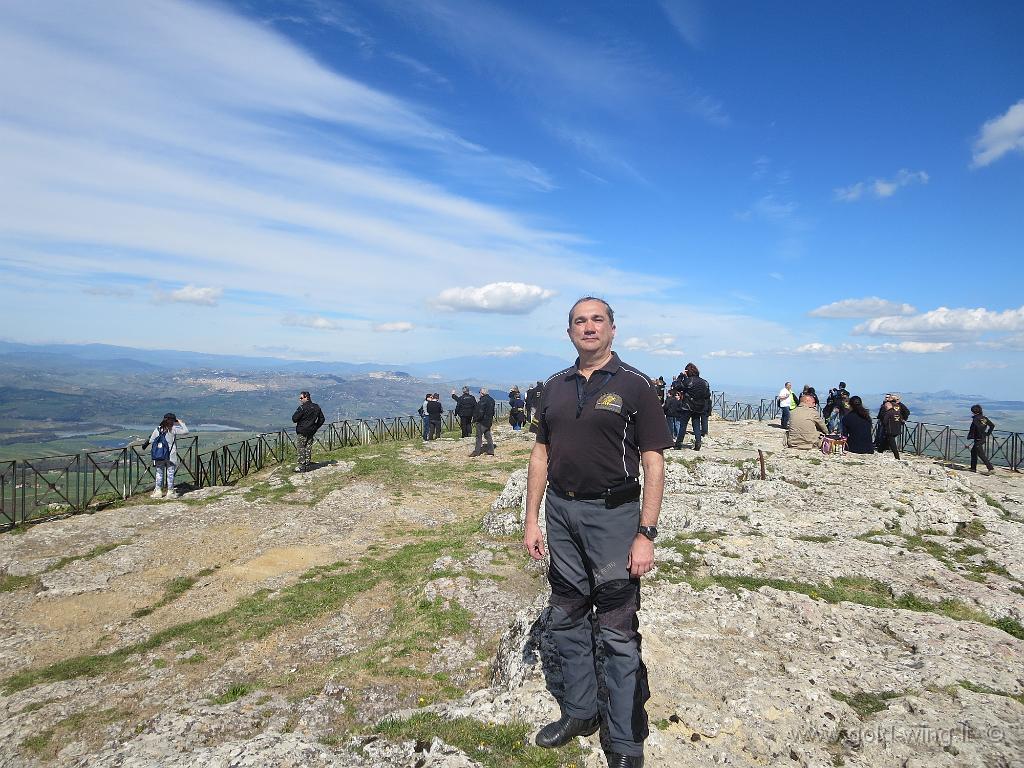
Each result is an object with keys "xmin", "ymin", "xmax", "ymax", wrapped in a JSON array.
[
  {"xmin": 549, "ymin": 484, "xmax": 604, "ymax": 500},
  {"xmin": 548, "ymin": 480, "xmax": 641, "ymax": 507}
]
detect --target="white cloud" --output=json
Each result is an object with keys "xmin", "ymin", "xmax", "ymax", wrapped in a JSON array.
[
  {"xmin": 486, "ymin": 346, "xmax": 524, "ymax": 357},
  {"xmin": 971, "ymin": 100, "xmax": 1024, "ymax": 168},
  {"xmin": 155, "ymin": 284, "xmax": 222, "ymax": 306},
  {"xmin": 835, "ymin": 169, "xmax": 929, "ymax": 201},
  {"xmin": 622, "ymin": 333, "xmax": 684, "ymax": 356},
  {"xmin": 372, "ymin": 321, "xmax": 414, "ymax": 332},
  {"xmin": 809, "ymin": 297, "xmax": 917, "ymax": 319},
  {"xmin": 854, "ymin": 306, "xmax": 1024, "ymax": 338},
  {"xmin": 432, "ymin": 282, "xmax": 555, "ymax": 314},
  {"xmin": 768, "ymin": 272, "xmax": 783, "ymax": 282},
  {"xmin": 282, "ymin": 314, "xmax": 346, "ymax": 331},
  {"xmin": 708, "ymin": 350, "xmax": 754, "ymax": 358}
]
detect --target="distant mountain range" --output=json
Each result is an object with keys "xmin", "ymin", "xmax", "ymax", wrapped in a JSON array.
[
  {"xmin": 0, "ymin": 341, "xmax": 566, "ymax": 384},
  {"xmin": 1, "ymin": 341, "xmax": 1022, "ymax": 458}
]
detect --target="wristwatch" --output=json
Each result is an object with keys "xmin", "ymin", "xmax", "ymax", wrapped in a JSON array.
[{"xmin": 637, "ymin": 525, "xmax": 658, "ymax": 541}]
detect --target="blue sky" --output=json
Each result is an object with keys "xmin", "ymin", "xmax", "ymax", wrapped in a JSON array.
[{"xmin": 2, "ymin": 0, "xmax": 1023, "ymax": 397}]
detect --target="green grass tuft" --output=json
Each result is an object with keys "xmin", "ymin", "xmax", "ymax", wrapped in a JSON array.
[
  {"xmin": 830, "ymin": 690, "xmax": 905, "ymax": 718},
  {"xmin": 212, "ymin": 683, "xmax": 255, "ymax": 705},
  {"xmin": 43, "ymin": 541, "xmax": 131, "ymax": 573},
  {"xmin": 0, "ymin": 573, "xmax": 38, "ymax": 592},
  {"xmin": 376, "ymin": 713, "xmax": 585, "ymax": 768}
]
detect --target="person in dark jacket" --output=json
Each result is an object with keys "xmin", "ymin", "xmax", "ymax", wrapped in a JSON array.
[
  {"xmin": 451, "ymin": 387, "xmax": 477, "ymax": 437},
  {"xmin": 470, "ymin": 387, "xmax": 496, "ymax": 457},
  {"xmin": 426, "ymin": 393, "xmax": 444, "ymax": 440},
  {"xmin": 673, "ymin": 363, "xmax": 711, "ymax": 450},
  {"xmin": 663, "ymin": 389, "xmax": 683, "ymax": 442},
  {"xmin": 878, "ymin": 399, "xmax": 904, "ymax": 459},
  {"xmin": 654, "ymin": 376, "xmax": 666, "ymax": 404},
  {"xmin": 509, "ymin": 392, "xmax": 527, "ymax": 430},
  {"xmin": 841, "ymin": 396, "xmax": 874, "ymax": 454},
  {"xmin": 292, "ymin": 390, "xmax": 325, "ymax": 472},
  {"xmin": 968, "ymin": 404, "xmax": 996, "ymax": 474},
  {"xmin": 525, "ymin": 381, "xmax": 543, "ymax": 423}
]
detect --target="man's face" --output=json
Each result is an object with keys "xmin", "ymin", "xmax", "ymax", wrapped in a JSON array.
[
  {"xmin": 567, "ymin": 300, "xmax": 615, "ymax": 358},
  {"xmin": 299, "ymin": 394, "xmax": 308, "ymax": 403}
]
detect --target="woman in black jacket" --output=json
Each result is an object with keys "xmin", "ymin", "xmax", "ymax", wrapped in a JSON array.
[
  {"xmin": 879, "ymin": 400, "xmax": 903, "ymax": 459},
  {"xmin": 673, "ymin": 363, "xmax": 710, "ymax": 450},
  {"xmin": 967, "ymin": 404, "xmax": 995, "ymax": 473},
  {"xmin": 841, "ymin": 396, "xmax": 874, "ymax": 454}
]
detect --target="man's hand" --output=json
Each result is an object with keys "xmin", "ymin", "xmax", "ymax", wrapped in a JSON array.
[
  {"xmin": 523, "ymin": 522, "xmax": 546, "ymax": 560},
  {"xmin": 627, "ymin": 535, "xmax": 655, "ymax": 577}
]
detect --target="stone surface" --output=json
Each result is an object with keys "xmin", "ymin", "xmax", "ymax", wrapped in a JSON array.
[{"xmin": 2, "ymin": 417, "xmax": 1021, "ymax": 767}]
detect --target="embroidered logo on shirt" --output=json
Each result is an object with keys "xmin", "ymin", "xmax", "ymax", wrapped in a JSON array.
[{"xmin": 594, "ymin": 393, "xmax": 623, "ymax": 414}]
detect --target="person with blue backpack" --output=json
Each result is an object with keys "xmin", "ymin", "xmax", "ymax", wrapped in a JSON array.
[{"xmin": 141, "ymin": 413, "xmax": 189, "ymax": 498}]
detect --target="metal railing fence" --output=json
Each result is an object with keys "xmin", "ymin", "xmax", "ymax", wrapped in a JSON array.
[
  {"xmin": 710, "ymin": 391, "xmax": 1022, "ymax": 472},
  {"xmin": 1, "ymin": 404, "xmax": 508, "ymax": 529}
]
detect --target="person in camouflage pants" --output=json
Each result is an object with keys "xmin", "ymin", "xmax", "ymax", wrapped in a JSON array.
[{"xmin": 291, "ymin": 391, "xmax": 325, "ymax": 472}]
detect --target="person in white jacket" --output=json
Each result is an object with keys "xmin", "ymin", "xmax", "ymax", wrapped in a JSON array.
[{"xmin": 141, "ymin": 412, "xmax": 189, "ymax": 498}]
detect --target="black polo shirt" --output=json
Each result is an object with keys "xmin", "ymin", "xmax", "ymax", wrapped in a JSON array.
[{"xmin": 535, "ymin": 352, "xmax": 673, "ymax": 495}]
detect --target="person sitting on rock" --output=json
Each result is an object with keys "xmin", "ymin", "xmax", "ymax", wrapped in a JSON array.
[{"xmin": 785, "ymin": 393, "xmax": 827, "ymax": 450}]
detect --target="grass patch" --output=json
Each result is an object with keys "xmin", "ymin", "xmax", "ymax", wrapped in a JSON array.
[
  {"xmin": 981, "ymin": 494, "xmax": 1008, "ymax": 514},
  {"xmin": 809, "ymin": 457, "xmax": 822, "ymax": 466},
  {"xmin": 376, "ymin": 713, "xmax": 585, "ymax": 768},
  {"xmin": 0, "ymin": 573, "xmax": 38, "ymax": 592},
  {"xmin": 4, "ymin": 522, "xmax": 479, "ymax": 694},
  {"xmin": 958, "ymin": 680, "xmax": 1024, "ymax": 706},
  {"xmin": 467, "ymin": 480, "xmax": 506, "ymax": 493},
  {"xmin": 795, "ymin": 534, "xmax": 833, "ymax": 543},
  {"xmin": 212, "ymin": 683, "xmax": 255, "ymax": 705},
  {"xmin": 653, "ymin": 549, "xmax": 1018, "ymax": 639},
  {"xmin": 784, "ymin": 478, "xmax": 809, "ymax": 489},
  {"xmin": 132, "ymin": 567, "xmax": 218, "ymax": 618},
  {"xmin": 830, "ymin": 690, "xmax": 905, "ymax": 718},
  {"xmin": 19, "ymin": 708, "xmax": 123, "ymax": 757},
  {"xmin": 957, "ymin": 519, "xmax": 989, "ymax": 538},
  {"xmin": 43, "ymin": 541, "xmax": 130, "ymax": 573}
]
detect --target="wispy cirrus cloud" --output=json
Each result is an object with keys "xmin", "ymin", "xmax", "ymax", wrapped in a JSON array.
[
  {"xmin": 809, "ymin": 297, "xmax": 917, "ymax": 319},
  {"xmin": 432, "ymin": 282, "xmax": 556, "ymax": 314},
  {"xmin": 834, "ymin": 169, "xmax": 929, "ymax": 201},
  {"xmin": 373, "ymin": 0, "xmax": 727, "ymax": 127},
  {"xmin": 4, "ymin": 0, "xmax": 665, "ymax": 352},
  {"xmin": 658, "ymin": 0, "xmax": 705, "ymax": 49},
  {"xmin": 971, "ymin": 100, "xmax": 1024, "ymax": 168}
]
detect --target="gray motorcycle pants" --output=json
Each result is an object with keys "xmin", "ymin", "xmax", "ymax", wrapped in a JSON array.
[{"xmin": 544, "ymin": 491, "xmax": 649, "ymax": 757}]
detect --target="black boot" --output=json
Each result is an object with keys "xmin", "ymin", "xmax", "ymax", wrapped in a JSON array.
[
  {"xmin": 535, "ymin": 714, "xmax": 600, "ymax": 748},
  {"xmin": 605, "ymin": 752, "xmax": 644, "ymax": 768}
]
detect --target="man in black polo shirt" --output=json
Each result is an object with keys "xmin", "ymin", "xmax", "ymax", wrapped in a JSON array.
[{"xmin": 524, "ymin": 297, "xmax": 672, "ymax": 768}]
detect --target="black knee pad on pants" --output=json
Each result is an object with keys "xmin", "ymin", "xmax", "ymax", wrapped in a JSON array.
[
  {"xmin": 594, "ymin": 579, "xmax": 640, "ymax": 636},
  {"xmin": 549, "ymin": 564, "xmax": 591, "ymax": 624}
]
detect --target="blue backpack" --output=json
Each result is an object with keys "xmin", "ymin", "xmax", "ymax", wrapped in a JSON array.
[{"xmin": 151, "ymin": 431, "xmax": 171, "ymax": 462}]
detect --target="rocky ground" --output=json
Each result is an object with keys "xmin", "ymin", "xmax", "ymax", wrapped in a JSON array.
[{"xmin": 0, "ymin": 418, "xmax": 1021, "ymax": 768}]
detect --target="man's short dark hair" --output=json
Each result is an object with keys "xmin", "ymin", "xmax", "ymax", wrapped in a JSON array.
[
  {"xmin": 568, "ymin": 296, "xmax": 615, "ymax": 326},
  {"xmin": 300, "ymin": 391, "xmax": 310, "ymax": 399}
]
